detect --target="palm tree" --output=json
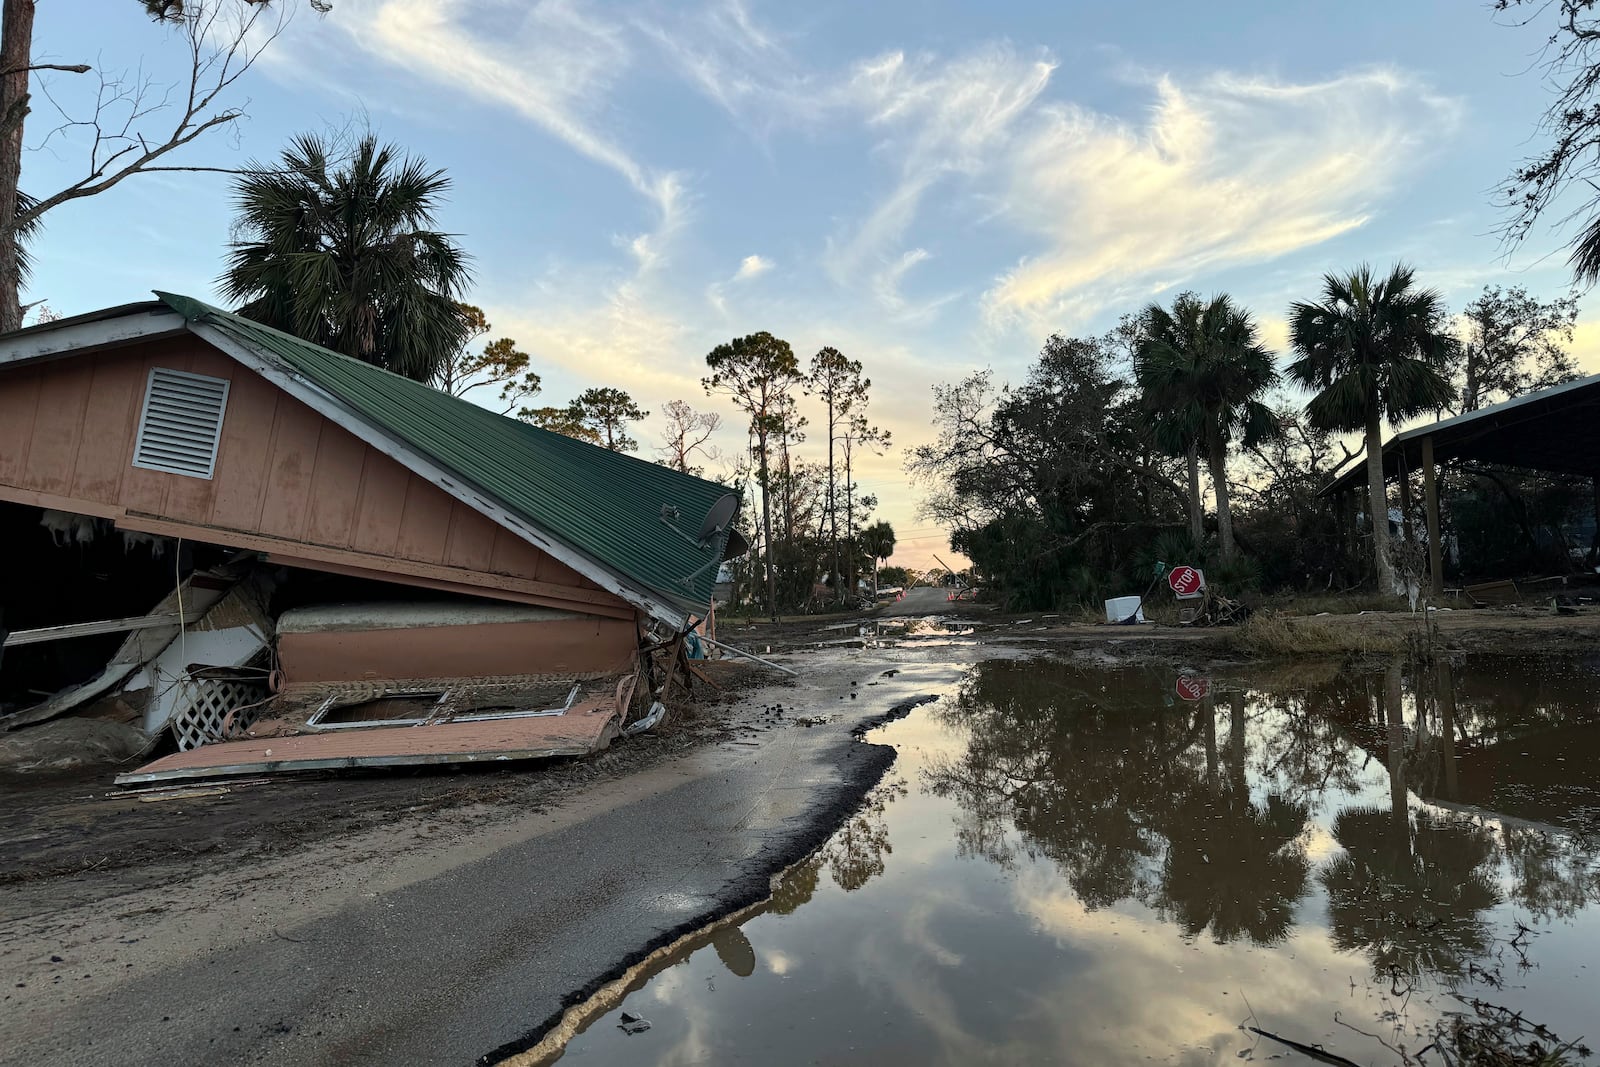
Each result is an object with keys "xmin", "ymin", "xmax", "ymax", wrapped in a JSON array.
[
  {"xmin": 221, "ymin": 133, "xmax": 473, "ymax": 382},
  {"xmin": 1287, "ymin": 264, "xmax": 1455, "ymax": 594},
  {"xmin": 861, "ymin": 520, "xmax": 896, "ymax": 598},
  {"xmin": 1136, "ymin": 293, "xmax": 1278, "ymax": 564}
]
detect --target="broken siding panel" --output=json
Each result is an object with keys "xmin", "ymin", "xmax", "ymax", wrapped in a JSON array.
[
  {"xmin": 256, "ymin": 398, "xmax": 324, "ymax": 540},
  {"xmin": 394, "ymin": 474, "xmax": 453, "ymax": 565},
  {"xmin": 303, "ymin": 422, "xmax": 366, "ymax": 547},
  {"xmin": 349, "ymin": 446, "xmax": 407, "ymax": 556},
  {"xmin": 68, "ymin": 356, "xmax": 141, "ymax": 502},
  {"xmin": 208, "ymin": 370, "xmax": 280, "ymax": 531},
  {"xmin": 0, "ymin": 367, "xmax": 41, "ymax": 487}
]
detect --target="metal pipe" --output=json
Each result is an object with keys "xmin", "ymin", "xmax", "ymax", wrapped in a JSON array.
[{"xmin": 698, "ymin": 635, "xmax": 799, "ymax": 677}]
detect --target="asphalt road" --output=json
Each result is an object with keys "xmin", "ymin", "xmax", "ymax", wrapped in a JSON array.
[
  {"xmin": 1, "ymin": 659, "xmax": 959, "ymax": 1067},
  {"xmin": 881, "ymin": 585, "xmax": 957, "ymax": 616}
]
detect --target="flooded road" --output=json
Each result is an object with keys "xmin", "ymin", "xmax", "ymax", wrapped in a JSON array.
[{"xmin": 523, "ymin": 653, "xmax": 1600, "ymax": 1066}]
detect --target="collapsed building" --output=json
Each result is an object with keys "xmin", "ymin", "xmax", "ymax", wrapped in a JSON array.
[{"xmin": 0, "ymin": 294, "xmax": 744, "ymax": 784}]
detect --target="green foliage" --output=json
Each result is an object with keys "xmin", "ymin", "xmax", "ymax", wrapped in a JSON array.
[
  {"xmin": 1286, "ymin": 264, "xmax": 1456, "ymax": 433},
  {"xmin": 222, "ymin": 133, "xmax": 472, "ymax": 382},
  {"xmin": 566, "ymin": 387, "xmax": 648, "ymax": 452},
  {"xmin": 521, "ymin": 405, "xmax": 601, "ymax": 444}
]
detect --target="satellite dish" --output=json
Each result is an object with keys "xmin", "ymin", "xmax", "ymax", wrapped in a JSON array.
[{"xmin": 695, "ymin": 493, "xmax": 739, "ymax": 546}]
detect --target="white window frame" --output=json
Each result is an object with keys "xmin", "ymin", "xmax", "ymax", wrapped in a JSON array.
[{"xmin": 131, "ymin": 367, "xmax": 232, "ymax": 480}]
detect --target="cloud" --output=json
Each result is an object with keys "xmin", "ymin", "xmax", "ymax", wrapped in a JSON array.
[
  {"xmin": 707, "ymin": 253, "xmax": 774, "ymax": 315},
  {"xmin": 319, "ymin": 0, "xmax": 684, "ymax": 223},
  {"xmin": 734, "ymin": 254, "xmax": 773, "ymax": 281},
  {"xmin": 831, "ymin": 45, "xmax": 1055, "ymax": 278},
  {"xmin": 981, "ymin": 69, "xmax": 1459, "ymax": 332}
]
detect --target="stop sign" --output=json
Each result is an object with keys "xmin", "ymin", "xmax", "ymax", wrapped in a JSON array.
[
  {"xmin": 1168, "ymin": 565, "xmax": 1204, "ymax": 598},
  {"xmin": 1175, "ymin": 676, "xmax": 1210, "ymax": 701}
]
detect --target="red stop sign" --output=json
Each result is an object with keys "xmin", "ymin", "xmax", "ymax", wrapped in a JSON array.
[
  {"xmin": 1168, "ymin": 565, "xmax": 1203, "ymax": 596},
  {"xmin": 1176, "ymin": 676, "xmax": 1210, "ymax": 701}
]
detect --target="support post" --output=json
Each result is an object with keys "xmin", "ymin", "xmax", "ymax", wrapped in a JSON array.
[
  {"xmin": 1421, "ymin": 434, "xmax": 1443, "ymax": 599},
  {"xmin": 1397, "ymin": 448, "xmax": 1414, "ymax": 544}
]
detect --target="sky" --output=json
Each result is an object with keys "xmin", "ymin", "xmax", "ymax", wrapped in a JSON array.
[{"xmin": 20, "ymin": 0, "xmax": 1600, "ymax": 570}]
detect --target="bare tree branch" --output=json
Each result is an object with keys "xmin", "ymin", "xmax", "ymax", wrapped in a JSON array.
[{"xmin": 4, "ymin": 0, "xmax": 296, "ymax": 236}]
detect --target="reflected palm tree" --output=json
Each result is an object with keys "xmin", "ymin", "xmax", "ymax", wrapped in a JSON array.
[
  {"xmin": 1157, "ymin": 697, "xmax": 1311, "ymax": 945},
  {"xmin": 1322, "ymin": 804, "xmax": 1501, "ymax": 980},
  {"xmin": 1158, "ymin": 791, "xmax": 1311, "ymax": 945}
]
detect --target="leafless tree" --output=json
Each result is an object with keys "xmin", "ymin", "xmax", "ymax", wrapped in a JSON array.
[
  {"xmin": 656, "ymin": 399, "xmax": 722, "ymax": 475},
  {"xmin": 0, "ymin": 0, "xmax": 324, "ymax": 332}
]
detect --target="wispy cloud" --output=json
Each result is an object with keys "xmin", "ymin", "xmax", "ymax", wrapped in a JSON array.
[
  {"xmin": 831, "ymin": 45, "xmax": 1055, "ymax": 278},
  {"xmin": 317, "ymin": 0, "xmax": 684, "ymax": 223},
  {"xmin": 980, "ymin": 68, "xmax": 1459, "ymax": 332},
  {"xmin": 734, "ymin": 254, "xmax": 773, "ymax": 281}
]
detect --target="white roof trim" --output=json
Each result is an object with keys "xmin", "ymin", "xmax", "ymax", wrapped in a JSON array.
[
  {"xmin": 187, "ymin": 321, "xmax": 686, "ymax": 629},
  {"xmin": 0, "ymin": 306, "xmax": 186, "ymax": 367}
]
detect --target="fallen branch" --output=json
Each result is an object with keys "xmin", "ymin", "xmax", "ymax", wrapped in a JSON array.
[{"xmin": 1247, "ymin": 1027, "xmax": 1364, "ymax": 1067}]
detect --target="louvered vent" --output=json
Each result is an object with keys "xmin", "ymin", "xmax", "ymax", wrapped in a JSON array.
[{"xmin": 132, "ymin": 368, "xmax": 231, "ymax": 479}]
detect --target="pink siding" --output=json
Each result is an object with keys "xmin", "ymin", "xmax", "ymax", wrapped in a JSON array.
[{"xmin": 0, "ymin": 338, "xmax": 618, "ymax": 611}]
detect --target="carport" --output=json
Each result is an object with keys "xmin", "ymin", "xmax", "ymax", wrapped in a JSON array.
[{"xmin": 1322, "ymin": 372, "xmax": 1600, "ymax": 596}]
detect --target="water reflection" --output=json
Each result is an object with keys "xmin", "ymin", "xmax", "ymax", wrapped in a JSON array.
[
  {"xmin": 526, "ymin": 654, "xmax": 1600, "ymax": 1066},
  {"xmin": 927, "ymin": 664, "xmax": 1314, "ymax": 946}
]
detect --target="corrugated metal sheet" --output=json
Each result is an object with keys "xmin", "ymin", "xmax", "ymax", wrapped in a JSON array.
[{"xmin": 155, "ymin": 293, "xmax": 737, "ymax": 616}]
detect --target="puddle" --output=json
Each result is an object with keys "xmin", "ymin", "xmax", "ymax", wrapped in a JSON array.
[{"xmin": 513, "ymin": 655, "xmax": 1600, "ymax": 1065}]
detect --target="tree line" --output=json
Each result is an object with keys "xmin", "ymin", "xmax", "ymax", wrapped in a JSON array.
[{"xmin": 910, "ymin": 267, "xmax": 1585, "ymax": 609}]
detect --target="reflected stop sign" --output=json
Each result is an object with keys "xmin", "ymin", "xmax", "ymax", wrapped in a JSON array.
[
  {"xmin": 1175, "ymin": 676, "xmax": 1210, "ymax": 701},
  {"xmin": 1168, "ymin": 565, "xmax": 1203, "ymax": 598}
]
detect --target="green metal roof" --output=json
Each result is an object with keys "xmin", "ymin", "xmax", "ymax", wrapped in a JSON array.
[{"xmin": 155, "ymin": 292, "xmax": 737, "ymax": 620}]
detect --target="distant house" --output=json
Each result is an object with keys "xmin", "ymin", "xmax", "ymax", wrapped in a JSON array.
[{"xmin": 0, "ymin": 294, "xmax": 740, "ymax": 781}]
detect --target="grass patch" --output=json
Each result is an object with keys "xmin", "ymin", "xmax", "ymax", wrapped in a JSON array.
[
  {"xmin": 1225, "ymin": 612, "xmax": 1404, "ymax": 658},
  {"xmin": 1254, "ymin": 591, "xmax": 1405, "ymax": 617}
]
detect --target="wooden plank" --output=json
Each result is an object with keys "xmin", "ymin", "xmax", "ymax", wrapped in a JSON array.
[
  {"xmin": 303, "ymin": 421, "xmax": 368, "ymax": 548},
  {"xmin": 208, "ymin": 368, "xmax": 280, "ymax": 530},
  {"xmin": 349, "ymin": 447, "xmax": 408, "ymax": 557},
  {"xmin": 115, "ymin": 512, "xmax": 636, "ymax": 616},
  {"xmin": 394, "ymin": 476, "xmax": 453, "ymax": 565},
  {"xmin": 114, "ymin": 707, "xmax": 621, "ymax": 785},
  {"xmin": 441, "ymin": 501, "xmax": 497, "ymax": 572},
  {"xmin": 257, "ymin": 399, "xmax": 323, "ymax": 540},
  {"xmin": 0, "ymin": 485, "xmax": 124, "ymax": 520},
  {"xmin": 3, "ymin": 611, "xmax": 202, "ymax": 647},
  {"xmin": 0, "ymin": 368, "xmax": 40, "ymax": 486},
  {"xmin": 68, "ymin": 355, "xmax": 141, "ymax": 502},
  {"xmin": 23, "ymin": 358, "xmax": 94, "ymax": 494}
]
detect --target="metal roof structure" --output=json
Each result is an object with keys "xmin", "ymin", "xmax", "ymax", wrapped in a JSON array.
[
  {"xmin": 0, "ymin": 293, "xmax": 739, "ymax": 625},
  {"xmin": 1322, "ymin": 370, "xmax": 1600, "ymax": 496}
]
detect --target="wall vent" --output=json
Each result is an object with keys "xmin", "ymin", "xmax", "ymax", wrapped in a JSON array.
[{"xmin": 132, "ymin": 367, "xmax": 231, "ymax": 479}]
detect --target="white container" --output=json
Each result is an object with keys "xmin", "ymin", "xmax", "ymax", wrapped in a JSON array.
[{"xmin": 1103, "ymin": 595, "xmax": 1146, "ymax": 623}]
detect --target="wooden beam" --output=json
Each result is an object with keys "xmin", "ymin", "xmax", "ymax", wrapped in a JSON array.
[
  {"xmin": 2, "ymin": 610, "xmax": 203, "ymax": 647},
  {"xmin": 115, "ymin": 512, "xmax": 635, "ymax": 617},
  {"xmin": 259, "ymin": 551, "xmax": 636, "ymax": 620},
  {"xmin": 1421, "ymin": 433, "xmax": 1443, "ymax": 598}
]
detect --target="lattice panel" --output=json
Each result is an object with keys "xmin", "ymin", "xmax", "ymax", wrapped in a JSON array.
[{"xmin": 171, "ymin": 677, "xmax": 271, "ymax": 750}]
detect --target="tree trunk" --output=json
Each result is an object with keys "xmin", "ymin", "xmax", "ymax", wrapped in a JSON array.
[
  {"xmin": 1185, "ymin": 443, "xmax": 1204, "ymax": 547},
  {"xmin": 827, "ymin": 391, "xmax": 839, "ymax": 603},
  {"xmin": 844, "ymin": 440, "xmax": 855, "ymax": 599},
  {"xmin": 0, "ymin": 0, "xmax": 34, "ymax": 334},
  {"xmin": 1207, "ymin": 437, "xmax": 1235, "ymax": 564},
  {"xmin": 757, "ymin": 431, "xmax": 776, "ymax": 621},
  {"xmin": 1365, "ymin": 401, "xmax": 1397, "ymax": 594}
]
